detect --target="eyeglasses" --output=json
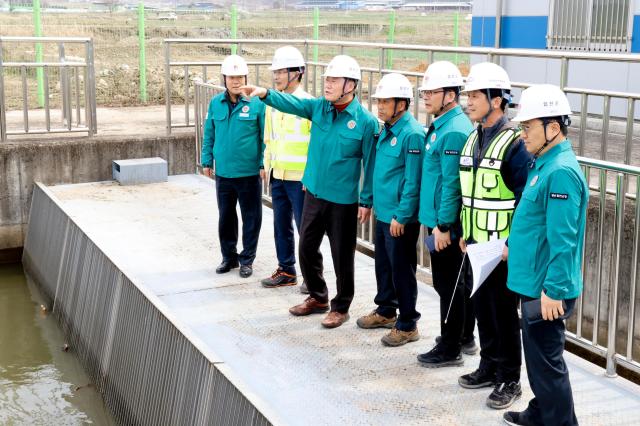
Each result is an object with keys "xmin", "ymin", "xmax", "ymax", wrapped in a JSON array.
[
  {"xmin": 419, "ymin": 90, "xmax": 444, "ymax": 99},
  {"xmin": 518, "ymin": 123, "xmax": 544, "ymax": 134}
]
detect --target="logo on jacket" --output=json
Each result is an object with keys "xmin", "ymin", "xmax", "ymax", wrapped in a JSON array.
[
  {"xmin": 347, "ymin": 120, "xmax": 356, "ymax": 129},
  {"xmin": 242, "ymin": 105, "xmax": 250, "ymax": 113},
  {"xmin": 431, "ymin": 133, "xmax": 437, "ymax": 142},
  {"xmin": 390, "ymin": 137, "xmax": 397, "ymax": 147},
  {"xmin": 530, "ymin": 175, "xmax": 539, "ymax": 186}
]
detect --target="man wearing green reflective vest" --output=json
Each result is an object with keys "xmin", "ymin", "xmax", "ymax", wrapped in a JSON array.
[
  {"xmin": 241, "ymin": 55, "xmax": 378, "ymax": 329},
  {"xmin": 414, "ymin": 61, "xmax": 476, "ymax": 368},
  {"xmin": 503, "ymin": 84, "xmax": 587, "ymax": 426},
  {"xmin": 456, "ymin": 62, "xmax": 531, "ymax": 410},
  {"xmin": 259, "ymin": 46, "xmax": 313, "ymax": 291}
]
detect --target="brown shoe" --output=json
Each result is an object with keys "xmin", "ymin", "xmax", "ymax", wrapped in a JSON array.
[
  {"xmin": 381, "ymin": 327, "xmax": 420, "ymax": 347},
  {"xmin": 321, "ymin": 311, "xmax": 350, "ymax": 329},
  {"xmin": 289, "ymin": 297, "xmax": 329, "ymax": 316},
  {"xmin": 356, "ymin": 310, "xmax": 396, "ymax": 329}
]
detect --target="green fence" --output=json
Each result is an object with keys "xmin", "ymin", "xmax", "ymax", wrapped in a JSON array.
[{"xmin": 0, "ymin": 4, "xmax": 471, "ymax": 108}]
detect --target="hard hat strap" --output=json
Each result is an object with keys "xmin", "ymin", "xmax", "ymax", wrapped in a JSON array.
[
  {"xmin": 336, "ymin": 78, "xmax": 357, "ymax": 102},
  {"xmin": 481, "ymin": 89, "xmax": 494, "ymax": 123},
  {"xmin": 529, "ymin": 119, "xmax": 558, "ymax": 168},
  {"xmin": 435, "ymin": 91, "xmax": 454, "ymax": 118}
]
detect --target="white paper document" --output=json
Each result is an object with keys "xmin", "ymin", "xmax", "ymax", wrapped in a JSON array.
[{"xmin": 466, "ymin": 238, "xmax": 507, "ymax": 297}]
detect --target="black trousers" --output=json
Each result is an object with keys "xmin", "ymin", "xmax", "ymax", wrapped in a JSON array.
[
  {"xmin": 520, "ymin": 296, "xmax": 579, "ymax": 426},
  {"xmin": 216, "ymin": 175, "xmax": 263, "ymax": 266},
  {"xmin": 374, "ymin": 221, "xmax": 421, "ymax": 332},
  {"xmin": 299, "ymin": 192, "xmax": 358, "ymax": 313},
  {"xmin": 429, "ymin": 229, "xmax": 468, "ymax": 355},
  {"xmin": 466, "ymin": 259, "xmax": 521, "ymax": 383}
]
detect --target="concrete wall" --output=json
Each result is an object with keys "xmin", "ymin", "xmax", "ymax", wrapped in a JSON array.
[{"xmin": 0, "ymin": 134, "xmax": 196, "ymax": 260}]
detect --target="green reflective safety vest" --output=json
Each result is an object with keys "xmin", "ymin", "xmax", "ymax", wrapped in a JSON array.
[
  {"xmin": 459, "ymin": 127, "xmax": 521, "ymax": 242},
  {"xmin": 264, "ymin": 87, "xmax": 313, "ymax": 181}
]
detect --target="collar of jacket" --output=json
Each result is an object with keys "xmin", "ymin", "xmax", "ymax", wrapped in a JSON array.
[
  {"xmin": 325, "ymin": 96, "xmax": 360, "ymax": 117},
  {"xmin": 382, "ymin": 111, "xmax": 411, "ymax": 139},
  {"xmin": 432, "ymin": 105, "xmax": 464, "ymax": 130},
  {"xmin": 222, "ymin": 91, "xmax": 250, "ymax": 105},
  {"xmin": 533, "ymin": 139, "xmax": 572, "ymax": 170},
  {"xmin": 477, "ymin": 114, "xmax": 508, "ymax": 145}
]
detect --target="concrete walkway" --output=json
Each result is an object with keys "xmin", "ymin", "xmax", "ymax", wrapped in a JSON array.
[{"xmin": 46, "ymin": 174, "xmax": 640, "ymax": 426}]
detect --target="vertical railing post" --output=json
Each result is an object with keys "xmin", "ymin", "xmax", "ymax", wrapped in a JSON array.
[
  {"xmin": 560, "ymin": 56, "xmax": 568, "ymax": 90},
  {"xmin": 386, "ymin": 10, "xmax": 396, "ymax": 69},
  {"xmin": 164, "ymin": 40, "xmax": 171, "ymax": 135},
  {"xmin": 0, "ymin": 38, "xmax": 6, "ymax": 142},
  {"xmin": 606, "ymin": 173, "xmax": 625, "ymax": 377},
  {"xmin": 58, "ymin": 42, "xmax": 68, "ymax": 126},
  {"xmin": 231, "ymin": 5, "xmax": 238, "ymax": 55},
  {"xmin": 453, "ymin": 9, "xmax": 460, "ymax": 64},
  {"xmin": 313, "ymin": 7, "xmax": 319, "ymax": 62},
  {"xmin": 33, "ymin": 0, "xmax": 45, "ymax": 108},
  {"xmin": 138, "ymin": 1, "xmax": 147, "ymax": 103},
  {"xmin": 86, "ymin": 40, "xmax": 97, "ymax": 135}
]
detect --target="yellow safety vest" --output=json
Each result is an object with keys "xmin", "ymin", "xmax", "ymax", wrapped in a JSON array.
[
  {"xmin": 459, "ymin": 127, "xmax": 521, "ymax": 242},
  {"xmin": 263, "ymin": 87, "xmax": 313, "ymax": 181}
]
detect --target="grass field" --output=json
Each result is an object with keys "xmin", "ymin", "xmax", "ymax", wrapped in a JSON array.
[{"xmin": 1, "ymin": 9, "xmax": 471, "ymax": 109}]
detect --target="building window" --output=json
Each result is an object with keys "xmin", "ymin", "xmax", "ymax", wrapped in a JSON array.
[{"xmin": 548, "ymin": 0, "xmax": 632, "ymax": 52}]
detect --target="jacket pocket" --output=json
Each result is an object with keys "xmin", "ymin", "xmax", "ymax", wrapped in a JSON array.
[{"xmin": 338, "ymin": 130, "xmax": 362, "ymax": 158}]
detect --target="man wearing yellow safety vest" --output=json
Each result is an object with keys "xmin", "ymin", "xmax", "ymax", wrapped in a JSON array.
[
  {"xmin": 259, "ymin": 46, "xmax": 313, "ymax": 292},
  {"xmin": 456, "ymin": 62, "xmax": 531, "ymax": 410},
  {"xmin": 504, "ymin": 85, "xmax": 586, "ymax": 426},
  {"xmin": 201, "ymin": 55, "xmax": 266, "ymax": 279},
  {"xmin": 415, "ymin": 61, "xmax": 477, "ymax": 368},
  {"xmin": 241, "ymin": 55, "xmax": 378, "ymax": 329},
  {"xmin": 356, "ymin": 73, "xmax": 424, "ymax": 347}
]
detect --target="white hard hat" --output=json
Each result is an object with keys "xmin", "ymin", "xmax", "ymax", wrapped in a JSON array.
[
  {"xmin": 221, "ymin": 55, "xmax": 249, "ymax": 76},
  {"xmin": 512, "ymin": 84, "xmax": 572, "ymax": 122},
  {"xmin": 322, "ymin": 55, "xmax": 361, "ymax": 80},
  {"xmin": 269, "ymin": 46, "xmax": 305, "ymax": 71},
  {"xmin": 419, "ymin": 61, "xmax": 463, "ymax": 91},
  {"xmin": 463, "ymin": 62, "xmax": 511, "ymax": 92},
  {"xmin": 372, "ymin": 73, "xmax": 414, "ymax": 100}
]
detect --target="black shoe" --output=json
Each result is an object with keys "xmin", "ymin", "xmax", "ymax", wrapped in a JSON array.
[
  {"xmin": 216, "ymin": 260, "xmax": 239, "ymax": 274},
  {"xmin": 488, "ymin": 382, "xmax": 522, "ymax": 410},
  {"xmin": 503, "ymin": 410, "xmax": 536, "ymax": 426},
  {"xmin": 261, "ymin": 269, "xmax": 297, "ymax": 288},
  {"xmin": 299, "ymin": 281, "xmax": 309, "ymax": 294},
  {"xmin": 239, "ymin": 264, "xmax": 253, "ymax": 278},
  {"xmin": 458, "ymin": 368, "xmax": 496, "ymax": 389},
  {"xmin": 434, "ymin": 335, "xmax": 478, "ymax": 355},
  {"xmin": 461, "ymin": 339, "xmax": 479, "ymax": 355},
  {"xmin": 417, "ymin": 345, "xmax": 463, "ymax": 368}
]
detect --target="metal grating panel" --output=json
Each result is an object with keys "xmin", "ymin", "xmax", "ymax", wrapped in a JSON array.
[{"xmin": 22, "ymin": 183, "xmax": 273, "ymax": 426}]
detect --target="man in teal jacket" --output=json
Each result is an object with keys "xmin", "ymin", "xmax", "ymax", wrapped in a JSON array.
[
  {"xmin": 415, "ymin": 61, "xmax": 476, "ymax": 368},
  {"xmin": 242, "ymin": 55, "xmax": 378, "ymax": 328},
  {"xmin": 201, "ymin": 55, "xmax": 266, "ymax": 279},
  {"xmin": 355, "ymin": 73, "xmax": 424, "ymax": 347},
  {"xmin": 504, "ymin": 85, "xmax": 587, "ymax": 426}
]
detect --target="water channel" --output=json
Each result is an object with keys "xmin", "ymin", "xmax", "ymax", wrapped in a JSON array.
[{"xmin": 0, "ymin": 263, "xmax": 114, "ymax": 425}]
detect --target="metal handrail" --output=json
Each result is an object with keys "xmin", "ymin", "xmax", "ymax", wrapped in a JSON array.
[
  {"xmin": 0, "ymin": 36, "xmax": 97, "ymax": 141},
  {"xmin": 164, "ymin": 38, "xmax": 640, "ymax": 62},
  {"xmin": 164, "ymin": 38, "xmax": 640, "ymax": 166}
]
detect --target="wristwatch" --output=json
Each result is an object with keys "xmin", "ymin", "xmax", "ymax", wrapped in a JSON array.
[{"xmin": 437, "ymin": 223, "xmax": 450, "ymax": 233}]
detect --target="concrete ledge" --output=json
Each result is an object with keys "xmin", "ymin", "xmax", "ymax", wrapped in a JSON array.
[{"xmin": 0, "ymin": 133, "xmax": 196, "ymax": 251}]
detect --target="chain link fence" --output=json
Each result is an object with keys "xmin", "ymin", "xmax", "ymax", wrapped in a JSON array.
[{"xmin": 0, "ymin": 5, "xmax": 470, "ymax": 109}]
